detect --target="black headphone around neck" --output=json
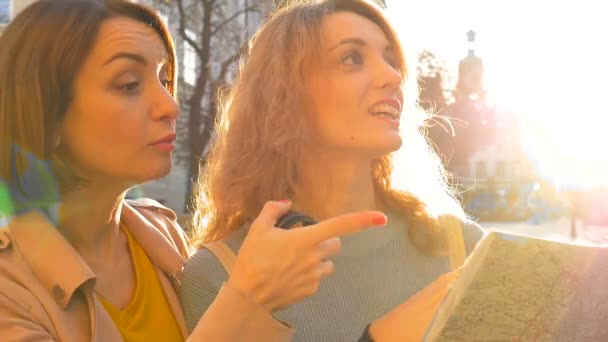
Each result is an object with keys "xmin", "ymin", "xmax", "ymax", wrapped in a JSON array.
[{"xmin": 276, "ymin": 211, "xmax": 318, "ymax": 229}]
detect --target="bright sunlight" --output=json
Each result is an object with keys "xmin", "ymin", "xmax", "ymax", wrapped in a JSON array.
[{"xmin": 387, "ymin": 0, "xmax": 608, "ymax": 188}]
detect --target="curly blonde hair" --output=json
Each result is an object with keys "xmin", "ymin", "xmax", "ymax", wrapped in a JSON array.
[{"xmin": 191, "ymin": 0, "xmax": 464, "ymax": 255}]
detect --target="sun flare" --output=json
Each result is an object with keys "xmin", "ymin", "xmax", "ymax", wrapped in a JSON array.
[{"xmin": 387, "ymin": 0, "xmax": 608, "ymax": 188}]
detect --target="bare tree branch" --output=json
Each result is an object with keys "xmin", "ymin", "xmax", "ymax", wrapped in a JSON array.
[
  {"xmin": 211, "ymin": 6, "xmax": 258, "ymax": 36},
  {"xmin": 176, "ymin": 0, "xmax": 205, "ymax": 59},
  {"xmin": 201, "ymin": 0, "xmax": 212, "ymax": 7},
  {"xmin": 151, "ymin": 0, "xmax": 267, "ymax": 209},
  {"xmin": 211, "ymin": 2, "xmax": 222, "ymax": 12},
  {"xmin": 218, "ymin": 53, "xmax": 240, "ymax": 81}
]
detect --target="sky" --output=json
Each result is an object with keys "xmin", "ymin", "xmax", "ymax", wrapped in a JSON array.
[{"xmin": 386, "ymin": 0, "xmax": 608, "ymax": 188}]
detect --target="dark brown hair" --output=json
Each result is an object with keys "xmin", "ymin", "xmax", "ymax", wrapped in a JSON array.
[{"xmin": 0, "ymin": 0, "xmax": 176, "ymax": 209}]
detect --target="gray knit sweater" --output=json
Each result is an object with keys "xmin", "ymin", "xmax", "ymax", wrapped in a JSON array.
[{"xmin": 180, "ymin": 213, "xmax": 484, "ymax": 341}]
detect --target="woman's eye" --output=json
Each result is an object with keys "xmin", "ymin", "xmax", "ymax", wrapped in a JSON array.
[
  {"xmin": 342, "ymin": 51, "xmax": 363, "ymax": 65},
  {"xmin": 118, "ymin": 81, "xmax": 140, "ymax": 93}
]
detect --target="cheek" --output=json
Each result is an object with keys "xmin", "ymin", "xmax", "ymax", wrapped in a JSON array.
[
  {"xmin": 61, "ymin": 102, "xmax": 144, "ymax": 173},
  {"xmin": 311, "ymin": 79, "xmax": 364, "ymax": 131},
  {"xmin": 325, "ymin": 76, "xmax": 365, "ymax": 110},
  {"xmin": 307, "ymin": 70, "xmax": 373, "ymax": 147}
]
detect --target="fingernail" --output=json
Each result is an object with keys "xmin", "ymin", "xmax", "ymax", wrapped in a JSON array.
[
  {"xmin": 371, "ymin": 213, "xmax": 387, "ymax": 225},
  {"xmin": 279, "ymin": 199, "xmax": 290, "ymax": 204}
]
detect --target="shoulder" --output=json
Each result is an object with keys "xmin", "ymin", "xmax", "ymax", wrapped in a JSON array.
[
  {"xmin": 124, "ymin": 198, "xmax": 191, "ymax": 257},
  {"xmin": 183, "ymin": 246, "xmax": 230, "ymax": 290},
  {"xmin": 460, "ymin": 218, "xmax": 484, "ymax": 240},
  {"xmin": 126, "ymin": 197, "xmax": 177, "ymax": 219},
  {"xmin": 460, "ymin": 218, "xmax": 485, "ymax": 255},
  {"xmin": 0, "ymin": 229, "xmax": 21, "ymax": 275},
  {"xmin": 182, "ymin": 227, "xmax": 247, "ymax": 294},
  {"xmin": 0, "ymin": 231, "xmax": 52, "ymax": 334},
  {"xmin": 436, "ymin": 214, "xmax": 484, "ymax": 238},
  {"xmin": 436, "ymin": 214, "xmax": 485, "ymax": 256}
]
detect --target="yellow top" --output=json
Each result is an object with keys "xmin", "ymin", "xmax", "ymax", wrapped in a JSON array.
[{"xmin": 98, "ymin": 226, "xmax": 183, "ymax": 342}]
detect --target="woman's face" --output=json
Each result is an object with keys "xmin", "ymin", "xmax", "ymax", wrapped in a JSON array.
[
  {"xmin": 307, "ymin": 11, "xmax": 404, "ymax": 158},
  {"xmin": 59, "ymin": 17, "xmax": 179, "ymax": 187}
]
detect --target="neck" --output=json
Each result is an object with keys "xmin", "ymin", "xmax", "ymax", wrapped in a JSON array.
[
  {"xmin": 294, "ymin": 150, "xmax": 379, "ymax": 221},
  {"xmin": 56, "ymin": 183, "xmax": 127, "ymax": 258}
]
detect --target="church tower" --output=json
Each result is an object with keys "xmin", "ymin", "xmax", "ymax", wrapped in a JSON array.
[{"xmin": 455, "ymin": 30, "xmax": 486, "ymax": 102}]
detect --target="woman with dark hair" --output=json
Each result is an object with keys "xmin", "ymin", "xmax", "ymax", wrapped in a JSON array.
[
  {"xmin": 0, "ymin": 0, "xmax": 384, "ymax": 340},
  {"xmin": 182, "ymin": 0, "xmax": 484, "ymax": 340}
]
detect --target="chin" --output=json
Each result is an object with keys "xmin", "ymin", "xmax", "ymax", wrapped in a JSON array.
[
  {"xmin": 376, "ymin": 133, "xmax": 403, "ymax": 154},
  {"xmin": 135, "ymin": 160, "xmax": 172, "ymax": 183}
]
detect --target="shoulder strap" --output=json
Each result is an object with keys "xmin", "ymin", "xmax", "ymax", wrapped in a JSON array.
[
  {"xmin": 203, "ymin": 240, "xmax": 237, "ymax": 275},
  {"xmin": 440, "ymin": 215, "xmax": 466, "ymax": 270}
]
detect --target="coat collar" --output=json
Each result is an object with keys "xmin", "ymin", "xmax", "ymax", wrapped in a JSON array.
[
  {"xmin": 7, "ymin": 200, "xmax": 188, "ymax": 309},
  {"xmin": 121, "ymin": 200, "xmax": 187, "ymax": 281},
  {"xmin": 8, "ymin": 209, "xmax": 95, "ymax": 308}
]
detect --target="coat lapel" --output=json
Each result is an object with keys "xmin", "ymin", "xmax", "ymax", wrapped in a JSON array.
[{"xmin": 121, "ymin": 201, "xmax": 189, "ymax": 338}]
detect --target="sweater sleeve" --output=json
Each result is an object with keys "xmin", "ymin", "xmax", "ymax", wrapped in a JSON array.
[
  {"xmin": 180, "ymin": 248, "xmax": 228, "ymax": 332},
  {"xmin": 181, "ymin": 247, "xmax": 294, "ymax": 341}
]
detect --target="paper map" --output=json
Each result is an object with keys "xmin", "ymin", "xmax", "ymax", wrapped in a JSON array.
[{"xmin": 424, "ymin": 231, "xmax": 608, "ymax": 341}]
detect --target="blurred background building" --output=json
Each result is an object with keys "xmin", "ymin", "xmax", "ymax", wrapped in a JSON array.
[{"xmin": 423, "ymin": 30, "xmax": 559, "ymax": 222}]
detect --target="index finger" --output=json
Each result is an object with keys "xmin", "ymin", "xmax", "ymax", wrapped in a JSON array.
[{"xmin": 299, "ymin": 211, "xmax": 387, "ymax": 243}]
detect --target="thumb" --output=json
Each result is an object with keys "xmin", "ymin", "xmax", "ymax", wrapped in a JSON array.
[{"xmin": 249, "ymin": 200, "xmax": 292, "ymax": 233}]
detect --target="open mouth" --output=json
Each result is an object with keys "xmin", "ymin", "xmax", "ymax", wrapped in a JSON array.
[{"xmin": 369, "ymin": 103, "xmax": 400, "ymax": 121}]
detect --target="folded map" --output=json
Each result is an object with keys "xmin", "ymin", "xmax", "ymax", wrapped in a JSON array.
[{"xmin": 424, "ymin": 230, "xmax": 608, "ymax": 341}]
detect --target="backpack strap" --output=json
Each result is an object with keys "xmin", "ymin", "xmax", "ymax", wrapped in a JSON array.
[
  {"xmin": 439, "ymin": 215, "xmax": 466, "ymax": 270},
  {"xmin": 203, "ymin": 240, "xmax": 237, "ymax": 275}
]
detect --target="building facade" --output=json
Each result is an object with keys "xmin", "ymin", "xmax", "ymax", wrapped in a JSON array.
[{"xmin": 428, "ymin": 31, "xmax": 544, "ymax": 220}]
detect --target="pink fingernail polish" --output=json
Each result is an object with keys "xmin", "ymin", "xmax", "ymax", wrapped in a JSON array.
[{"xmin": 372, "ymin": 213, "xmax": 387, "ymax": 225}]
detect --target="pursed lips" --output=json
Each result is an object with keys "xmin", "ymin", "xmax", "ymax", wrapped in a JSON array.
[{"xmin": 150, "ymin": 133, "xmax": 176, "ymax": 145}]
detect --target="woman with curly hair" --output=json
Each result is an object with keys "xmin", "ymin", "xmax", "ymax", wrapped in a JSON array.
[{"xmin": 181, "ymin": 0, "xmax": 484, "ymax": 340}]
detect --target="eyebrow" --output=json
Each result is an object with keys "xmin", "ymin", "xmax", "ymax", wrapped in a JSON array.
[
  {"xmin": 328, "ymin": 38, "xmax": 366, "ymax": 52},
  {"xmin": 328, "ymin": 38, "xmax": 395, "ymax": 55},
  {"xmin": 103, "ymin": 52, "xmax": 148, "ymax": 66}
]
